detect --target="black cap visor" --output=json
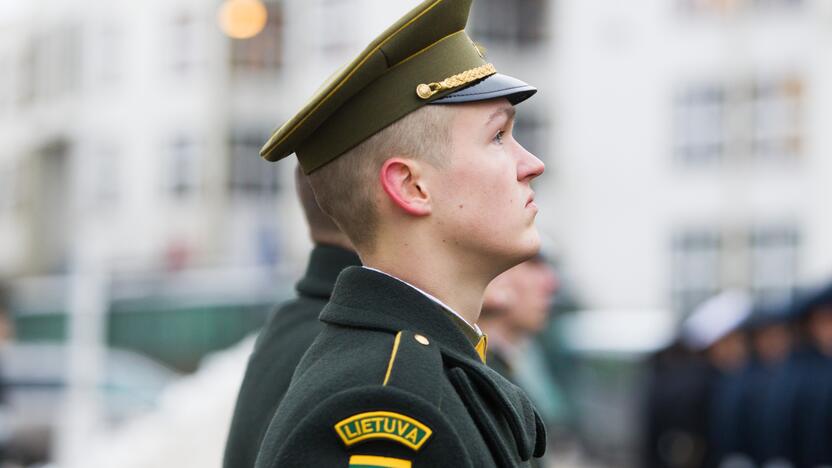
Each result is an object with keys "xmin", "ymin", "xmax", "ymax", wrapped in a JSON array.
[{"xmin": 430, "ymin": 73, "xmax": 537, "ymax": 105}]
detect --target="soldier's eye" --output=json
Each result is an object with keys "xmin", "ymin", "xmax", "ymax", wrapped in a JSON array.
[{"xmin": 493, "ymin": 130, "xmax": 505, "ymax": 145}]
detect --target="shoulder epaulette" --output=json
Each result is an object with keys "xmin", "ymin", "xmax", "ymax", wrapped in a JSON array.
[{"xmin": 381, "ymin": 330, "xmax": 444, "ymax": 407}]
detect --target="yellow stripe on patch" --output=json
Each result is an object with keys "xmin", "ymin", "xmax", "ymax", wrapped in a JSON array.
[
  {"xmin": 349, "ymin": 454, "xmax": 412, "ymax": 468},
  {"xmin": 334, "ymin": 411, "xmax": 432, "ymax": 451},
  {"xmin": 383, "ymin": 332, "xmax": 403, "ymax": 385}
]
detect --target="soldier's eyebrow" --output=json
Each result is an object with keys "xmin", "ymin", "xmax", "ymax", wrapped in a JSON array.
[{"xmin": 486, "ymin": 106, "xmax": 516, "ymax": 126}]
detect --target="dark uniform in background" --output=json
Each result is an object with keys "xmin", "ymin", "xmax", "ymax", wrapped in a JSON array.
[
  {"xmin": 758, "ymin": 343, "xmax": 810, "ymax": 465},
  {"xmin": 643, "ymin": 342, "xmax": 715, "ymax": 468},
  {"xmin": 223, "ymin": 245, "xmax": 360, "ymax": 468},
  {"xmin": 792, "ymin": 282, "xmax": 832, "ymax": 467},
  {"xmin": 737, "ymin": 307, "xmax": 794, "ymax": 466}
]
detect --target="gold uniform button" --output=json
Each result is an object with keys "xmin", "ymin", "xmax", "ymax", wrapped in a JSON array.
[{"xmin": 414, "ymin": 334, "xmax": 430, "ymax": 346}]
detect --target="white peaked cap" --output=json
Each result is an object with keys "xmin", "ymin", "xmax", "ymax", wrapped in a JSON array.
[{"xmin": 681, "ymin": 290, "xmax": 753, "ymax": 351}]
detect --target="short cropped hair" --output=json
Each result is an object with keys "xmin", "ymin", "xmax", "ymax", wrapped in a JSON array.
[
  {"xmin": 308, "ymin": 104, "xmax": 455, "ymax": 251},
  {"xmin": 294, "ymin": 164, "xmax": 343, "ymax": 242}
]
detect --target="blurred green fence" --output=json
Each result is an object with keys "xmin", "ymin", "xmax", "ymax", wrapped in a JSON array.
[{"xmin": 14, "ymin": 299, "xmax": 276, "ymax": 373}]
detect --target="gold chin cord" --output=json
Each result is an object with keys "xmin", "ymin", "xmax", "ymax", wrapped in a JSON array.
[{"xmin": 416, "ymin": 63, "xmax": 497, "ymax": 100}]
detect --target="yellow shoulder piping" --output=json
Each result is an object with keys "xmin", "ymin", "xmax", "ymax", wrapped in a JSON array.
[{"xmin": 383, "ymin": 331, "xmax": 403, "ymax": 385}]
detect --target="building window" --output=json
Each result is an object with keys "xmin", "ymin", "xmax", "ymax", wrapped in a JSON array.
[
  {"xmin": 674, "ymin": 75, "xmax": 804, "ymax": 166},
  {"xmin": 677, "ymin": 0, "xmax": 744, "ymax": 15},
  {"xmin": 0, "ymin": 54, "xmax": 11, "ymax": 114},
  {"xmin": 677, "ymin": 0, "xmax": 803, "ymax": 15},
  {"xmin": 92, "ymin": 143, "xmax": 120, "ymax": 205},
  {"xmin": 670, "ymin": 224, "xmax": 802, "ymax": 314},
  {"xmin": 231, "ymin": 1, "xmax": 284, "ymax": 72},
  {"xmin": 470, "ymin": 0, "xmax": 548, "ymax": 46},
  {"xmin": 750, "ymin": 0, "xmax": 804, "ymax": 8},
  {"xmin": 749, "ymin": 225, "xmax": 799, "ymax": 304},
  {"xmin": 674, "ymin": 84, "xmax": 726, "ymax": 165},
  {"xmin": 750, "ymin": 76, "xmax": 803, "ymax": 161},
  {"xmin": 671, "ymin": 229, "xmax": 723, "ymax": 315},
  {"xmin": 16, "ymin": 25, "xmax": 82, "ymax": 105},
  {"xmin": 166, "ymin": 135, "xmax": 201, "ymax": 198},
  {"xmin": 168, "ymin": 12, "xmax": 206, "ymax": 75},
  {"xmin": 228, "ymin": 129, "xmax": 280, "ymax": 196},
  {"xmin": 55, "ymin": 25, "xmax": 82, "ymax": 96},
  {"xmin": 317, "ymin": 0, "xmax": 357, "ymax": 56},
  {"xmin": 16, "ymin": 40, "xmax": 36, "ymax": 106},
  {"xmin": 0, "ymin": 161, "xmax": 20, "ymax": 215},
  {"xmin": 93, "ymin": 24, "xmax": 123, "ymax": 85}
]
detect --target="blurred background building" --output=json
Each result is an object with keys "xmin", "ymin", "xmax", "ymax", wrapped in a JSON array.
[
  {"xmin": 549, "ymin": 0, "xmax": 832, "ymax": 317},
  {"xmin": 0, "ymin": 0, "xmax": 830, "ymax": 467}
]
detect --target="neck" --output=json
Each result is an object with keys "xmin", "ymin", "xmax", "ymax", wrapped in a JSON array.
[{"xmin": 362, "ymin": 233, "xmax": 501, "ymax": 326}]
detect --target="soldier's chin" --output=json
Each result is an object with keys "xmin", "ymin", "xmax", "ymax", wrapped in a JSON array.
[{"xmin": 505, "ymin": 228, "xmax": 541, "ymax": 267}]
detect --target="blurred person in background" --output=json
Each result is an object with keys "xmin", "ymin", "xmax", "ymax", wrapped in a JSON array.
[
  {"xmin": 480, "ymin": 254, "xmax": 563, "ymax": 468},
  {"xmin": 791, "ymin": 281, "xmax": 832, "ymax": 468},
  {"xmin": 644, "ymin": 291, "xmax": 751, "ymax": 468},
  {"xmin": 753, "ymin": 287, "xmax": 828, "ymax": 468},
  {"xmin": 0, "ymin": 284, "xmax": 13, "ymax": 349},
  {"xmin": 480, "ymin": 253, "xmax": 558, "ymax": 380},
  {"xmin": 643, "ymin": 338, "xmax": 713, "ymax": 468},
  {"xmin": 736, "ymin": 305, "xmax": 794, "ymax": 466},
  {"xmin": 223, "ymin": 165, "xmax": 360, "ymax": 468},
  {"xmin": 0, "ymin": 282, "xmax": 11, "ymax": 464},
  {"xmin": 692, "ymin": 292, "xmax": 752, "ymax": 468}
]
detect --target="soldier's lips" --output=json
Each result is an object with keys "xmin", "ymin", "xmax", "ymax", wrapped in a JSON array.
[{"xmin": 525, "ymin": 192, "xmax": 536, "ymax": 209}]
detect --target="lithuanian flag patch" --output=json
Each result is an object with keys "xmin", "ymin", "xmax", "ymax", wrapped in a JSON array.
[
  {"xmin": 348, "ymin": 454, "xmax": 412, "ymax": 468},
  {"xmin": 334, "ymin": 411, "xmax": 432, "ymax": 451}
]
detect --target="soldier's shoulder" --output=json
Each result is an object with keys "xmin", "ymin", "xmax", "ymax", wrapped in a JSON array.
[
  {"xmin": 256, "ymin": 332, "xmax": 471, "ymax": 468},
  {"xmin": 295, "ymin": 328, "xmax": 447, "ymax": 404}
]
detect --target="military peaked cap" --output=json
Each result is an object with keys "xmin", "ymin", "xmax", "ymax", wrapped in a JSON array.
[{"xmin": 260, "ymin": 0, "xmax": 537, "ymax": 174}]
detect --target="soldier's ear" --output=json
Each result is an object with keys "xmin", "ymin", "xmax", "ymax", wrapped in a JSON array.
[{"xmin": 379, "ymin": 157, "xmax": 432, "ymax": 217}]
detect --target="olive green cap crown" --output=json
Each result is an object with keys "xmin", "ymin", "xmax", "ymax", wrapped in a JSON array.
[{"xmin": 260, "ymin": 0, "xmax": 531, "ymax": 174}]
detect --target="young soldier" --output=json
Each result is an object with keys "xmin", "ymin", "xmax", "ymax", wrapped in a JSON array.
[
  {"xmin": 223, "ymin": 166, "xmax": 360, "ymax": 468},
  {"xmin": 253, "ymin": 0, "xmax": 546, "ymax": 466}
]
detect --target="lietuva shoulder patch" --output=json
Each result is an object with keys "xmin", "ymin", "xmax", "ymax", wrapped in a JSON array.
[
  {"xmin": 335, "ymin": 411, "xmax": 432, "ymax": 450},
  {"xmin": 381, "ymin": 330, "xmax": 444, "ymax": 407},
  {"xmin": 268, "ymin": 385, "xmax": 474, "ymax": 468}
]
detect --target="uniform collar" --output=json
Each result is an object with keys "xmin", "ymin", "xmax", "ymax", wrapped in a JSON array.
[
  {"xmin": 295, "ymin": 244, "xmax": 362, "ymax": 299},
  {"xmin": 320, "ymin": 266, "xmax": 485, "ymax": 363},
  {"xmin": 361, "ymin": 266, "xmax": 483, "ymax": 342}
]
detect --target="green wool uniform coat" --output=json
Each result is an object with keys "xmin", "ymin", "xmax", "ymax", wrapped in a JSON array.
[
  {"xmin": 486, "ymin": 349, "xmax": 515, "ymax": 385},
  {"xmin": 254, "ymin": 267, "xmax": 547, "ymax": 468},
  {"xmin": 223, "ymin": 245, "xmax": 361, "ymax": 468},
  {"xmin": 486, "ymin": 348, "xmax": 545, "ymax": 468}
]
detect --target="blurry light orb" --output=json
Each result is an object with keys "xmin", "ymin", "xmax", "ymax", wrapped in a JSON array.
[{"xmin": 218, "ymin": 0, "xmax": 268, "ymax": 39}]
